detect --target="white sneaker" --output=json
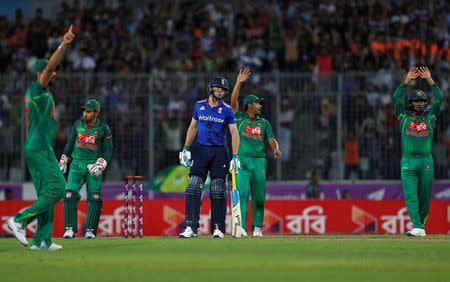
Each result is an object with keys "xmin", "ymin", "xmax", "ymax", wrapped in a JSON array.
[
  {"xmin": 30, "ymin": 245, "xmax": 42, "ymax": 251},
  {"xmin": 253, "ymin": 227, "xmax": 263, "ymax": 237},
  {"xmin": 7, "ymin": 217, "xmax": 28, "ymax": 246},
  {"xmin": 212, "ymin": 228, "xmax": 224, "ymax": 239},
  {"xmin": 85, "ymin": 230, "xmax": 96, "ymax": 239},
  {"xmin": 406, "ymin": 228, "xmax": 426, "ymax": 237},
  {"xmin": 178, "ymin": 227, "xmax": 198, "ymax": 238},
  {"xmin": 63, "ymin": 228, "xmax": 75, "ymax": 239},
  {"xmin": 40, "ymin": 241, "xmax": 63, "ymax": 251},
  {"xmin": 47, "ymin": 243, "xmax": 63, "ymax": 251},
  {"xmin": 241, "ymin": 229, "xmax": 248, "ymax": 237}
]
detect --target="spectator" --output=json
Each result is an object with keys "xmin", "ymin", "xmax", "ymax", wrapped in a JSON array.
[
  {"xmin": 4, "ymin": 188, "xmax": 13, "ymax": 200},
  {"xmin": 341, "ymin": 189, "xmax": 352, "ymax": 200},
  {"xmin": 344, "ymin": 129, "xmax": 361, "ymax": 180},
  {"xmin": 279, "ymin": 98, "xmax": 294, "ymax": 162},
  {"xmin": 306, "ymin": 169, "xmax": 321, "ymax": 199},
  {"xmin": 161, "ymin": 117, "xmax": 183, "ymax": 168}
]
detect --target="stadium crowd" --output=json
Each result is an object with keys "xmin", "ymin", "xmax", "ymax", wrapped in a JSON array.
[{"xmin": 1, "ymin": 0, "xmax": 450, "ymax": 181}]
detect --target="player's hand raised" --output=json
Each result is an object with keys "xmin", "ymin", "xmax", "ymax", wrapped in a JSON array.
[
  {"xmin": 62, "ymin": 25, "xmax": 76, "ymax": 46},
  {"xmin": 236, "ymin": 68, "xmax": 251, "ymax": 84},
  {"xmin": 404, "ymin": 67, "xmax": 419, "ymax": 84},
  {"xmin": 418, "ymin": 66, "xmax": 435, "ymax": 85}
]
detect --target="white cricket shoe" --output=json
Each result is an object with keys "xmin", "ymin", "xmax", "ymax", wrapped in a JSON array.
[
  {"xmin": 253, "ymin": 227, "xmax": 263, "ymax": 237},
  {"xmin": 40, "ymin": 241, "xmax": 63, "ymax": 251},
  {"xmin": 406, "ymin": 228, "xmax": 426, "ymax": 237},
  {"xmin": 30, "ymin": 245, "xmax": 43, "ymax": 251},
  {"xmin": 7, "ymin": 217, "xmax": 28, "ymax": 246},
  {"xmin": 85, "ymin": 230, "xmax": 96, "ymax": 239},
  {"xmin": 212, "ymin": 228, "xmax": 224, "ymax": 239},
  {"xmin": 178, "ymin": 227, "xmax": 198, "ymax": 238},
  {"xmin": 63, "ymin": 228, "xmax": 75, "ymax": 239},
  {"xmin": 47, "ymin": 243, "xmax": 63, "ymax": 251},
  {"xmin": 241, "ymin": 228, "xmax": 248, "ymax": 237},
  {"xmin": 30, "ymin": 241, "xmax": 63, "ymax": 251}
]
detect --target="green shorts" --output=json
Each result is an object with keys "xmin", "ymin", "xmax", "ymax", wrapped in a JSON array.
[
  {"xmin": 67, "ymin": 159, "xmax": 102, "ymax": 193},
  {"xmin": 25, "ymin": 150, "xmax": 65, "ymax": 199}
]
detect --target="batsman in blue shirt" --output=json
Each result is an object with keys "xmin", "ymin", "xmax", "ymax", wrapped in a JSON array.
[{"xmin": 179, "ymin": 77, "xmax": 240, "ymax": 239}]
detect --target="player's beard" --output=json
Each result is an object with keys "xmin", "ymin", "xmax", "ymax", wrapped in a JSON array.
[{"xmin": 413, "ymin": 104, "xmax": 425, "ymax": 113}]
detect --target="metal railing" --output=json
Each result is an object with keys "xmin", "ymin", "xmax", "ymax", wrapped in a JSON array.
[{"xmin": 0, "ymin": 71, "xmax": 449, "ymax": 182}]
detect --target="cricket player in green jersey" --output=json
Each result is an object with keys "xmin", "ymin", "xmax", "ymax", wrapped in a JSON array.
[
  {"xmin": 230, "ymin": 69, "xmax": 282, "ymax": 237},
  {"xmin": 393, "ymin": 66, "xmax": 444, "ymax": 237},
  {"xmin": 59, "ymin": 99, "xmax": 113, "ymax": 239},
  {"xmin": 7, "ymin": 25, "xmax": 75, "ymax": 250}
]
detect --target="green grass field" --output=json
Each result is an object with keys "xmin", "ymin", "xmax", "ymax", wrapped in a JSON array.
[{"xmin": 2, "ymin": 235, "xmax": 450, "ymax": 282}]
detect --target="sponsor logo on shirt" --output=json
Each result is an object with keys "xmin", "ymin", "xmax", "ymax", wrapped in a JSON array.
[
  {"xmin": 242, "ymin": 124, "xmax": 263, "ymax": 141},
  {"xmin": 77, "ymin": 133, "xmax": 97, "ymax": 150},
  {"xmin": 406, "ymin": 121, "xmax": 430, "ymax": 137},
  {"xmin": 198, "ymin": 115, "xmax": 225, "ymax": 123},
  {"xmin": 199, "ymin": 106, "xmax": 205, "ymax": 111}
]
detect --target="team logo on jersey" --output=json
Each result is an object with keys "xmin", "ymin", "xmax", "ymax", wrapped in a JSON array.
[
  {"xmin": 77, "ymin": 133, "xmax": 97, "ymax": 150},
  {"xmin": 78, "ymin": 133, "xmax": 96, "ymax": 144},
  {"xmin": 242, "ymin": 125, "xmax": 263, "ymax": 141},
  {"xmin": 406, "ymin": 122, "xmax": 429, "ymax": 137},
  {"xmin": 218, "ymin": 107, "xmax": 222, "ymax": 114},
  {"xmin": 409, "ymin": 122, "xmax": 427, "ymax": 131}
]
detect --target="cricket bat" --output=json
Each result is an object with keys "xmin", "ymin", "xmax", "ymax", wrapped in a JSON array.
[{"xmin": 230, "ymin": 169, "xmax": 242, "ymax": 238}]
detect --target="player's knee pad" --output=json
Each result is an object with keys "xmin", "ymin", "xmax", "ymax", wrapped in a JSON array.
[
  {"xmin": 210, "ymin": 179, "xmax": 226, "ymax": 199},
  {"xmin": 88, "ymin": 192, "xmax": 103, "ymax": 202},
  {"xmin": 186, "ymin": 175, "xmax": 203, "ymax": 196},
  {"xmin": 64, "ymin": 190, "xmax": 80, "ymax": 202}
]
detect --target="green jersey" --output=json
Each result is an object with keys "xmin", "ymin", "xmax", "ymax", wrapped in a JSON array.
[
  {"xmin": 63, "ymin": 119, "xmax": 113, "ymax": 161},
  {"xmin": 392, "ymin": 83, "xmax": 444, "ymax": 156},
  {"xmin": 235, "ymin": 112, "xmax": 275, "ymax": 158},
  {"xmin": 24, "ymin": 80, "xmax": 57, "ymax": 152}
]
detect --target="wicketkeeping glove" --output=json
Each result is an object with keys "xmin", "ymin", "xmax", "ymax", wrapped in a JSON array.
[
  {"xmin": 229, "ymin": 155, "xmax": 241, "ymax": 174},
  {"xmin": 87, "ymin": 158, "xmax": 107, "ymax": 177},
  {"xmin": 179, "ymin": 146, "xmax": 192, "ymax": 167},
  {"xmin": 59, "ymin": 155, "xmax": 68, "ymax": 174}
]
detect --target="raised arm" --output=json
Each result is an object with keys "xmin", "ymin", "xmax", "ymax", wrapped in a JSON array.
[
  {"xmin": 230, "ymin": 68, "xmax": 251, "ymax": 112},
  {"xmin": 39, "ymin": 25, "xmax": 75, "ymax": 87},
  {"xmin": 393, "ymin": 67, "xmax": 419, "ymax": 118},
  {"xmin": 418, "ymin": 66, "xmax": 444, "ymax": 115}
]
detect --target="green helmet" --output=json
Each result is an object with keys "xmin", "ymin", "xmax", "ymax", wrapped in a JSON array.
[
  {"xmin": 406, "ymin": 90, "xmax": 428, "ymax": 111},
  {"xmin": 408, "ymin": 90, "xmax": 427, "ymax": 102}
]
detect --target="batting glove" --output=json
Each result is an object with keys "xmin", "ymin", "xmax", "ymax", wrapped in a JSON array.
[
  {"xmin": 179, "ymin": 146, "xmax": 192, "ymax": 167},
  {"xmin": 87, "ymin": 158, "xmax": 107, "ymax": 177},
  {"xmin": 229, "ymin": 155, "xmax": 241, "ymax": 174},
  {"xmin": 59, "ymin": 155, "xmax": 68, "ymax": 174}
]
